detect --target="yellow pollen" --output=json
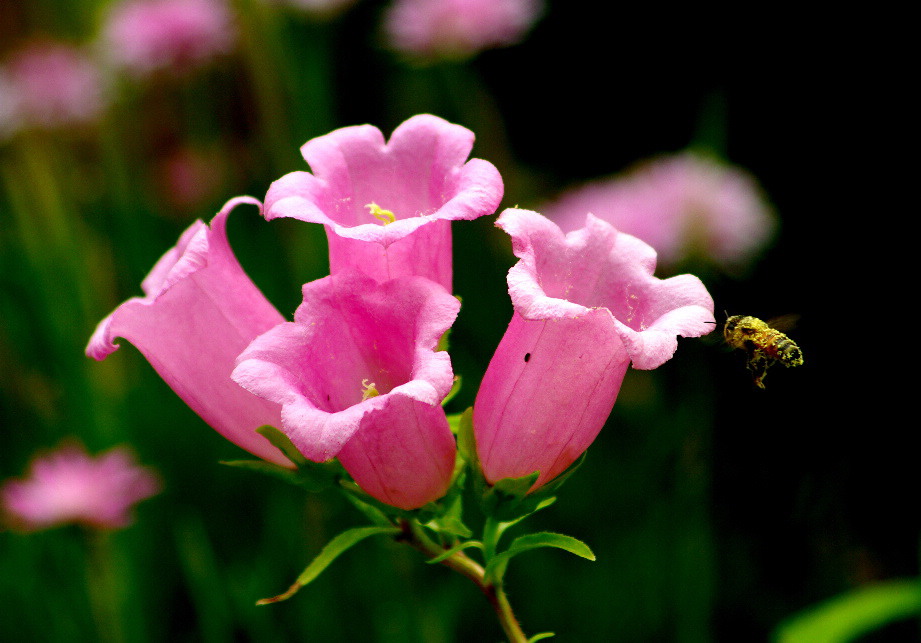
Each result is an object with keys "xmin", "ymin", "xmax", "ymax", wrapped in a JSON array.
[
  {"xmin": 366, "ymin": 202, "xmax": 396, "ymax": 225},
  {"xmin": 361, "ymin": 379, "xmax": 380, "ymax": 400}
]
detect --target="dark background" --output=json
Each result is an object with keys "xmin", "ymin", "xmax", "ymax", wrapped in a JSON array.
[{"xmin": 2, "ymin": 1, "xmax": 913, "ymax": 641}]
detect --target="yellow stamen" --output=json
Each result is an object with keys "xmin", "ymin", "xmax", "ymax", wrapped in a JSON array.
[
  {"xmin": 366, "ymin": 202, "xmax": 396, "ymax": 225},
  {"xmin": 361, "ymin": 379, "xmax": 380, "ymax": 400}
]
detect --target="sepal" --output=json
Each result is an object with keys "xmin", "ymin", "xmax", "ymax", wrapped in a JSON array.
[{"xmin": 481, "ymin": 472, "xmax": 541, "ymax": 522}]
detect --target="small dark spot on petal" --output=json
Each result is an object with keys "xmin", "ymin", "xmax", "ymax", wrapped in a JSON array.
[{"xmin": 524, "ymin": 353, "xmax": 531, "ymax": 362}]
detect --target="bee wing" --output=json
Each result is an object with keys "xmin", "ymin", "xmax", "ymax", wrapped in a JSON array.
[{"xmin": 766, "ymin": 314, "xmax": 800, "ymax": 332}]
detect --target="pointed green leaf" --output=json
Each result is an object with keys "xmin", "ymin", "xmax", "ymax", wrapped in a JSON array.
[
  {"xmin": 424, "ymin": 540, "xmax": 485, "ymax": 564},
  {"xmin": 532, "ymin": 452, "xmax": 587, "ymax": 498},
  {"xmin": 256, "ymin": 526, "xmax": 400, "ymax": 605},
  {"xmin": 219, "ymin": 460, "xmax": 307, "ymax": 487},
  {"xmin": 427, "ymin": 513, "xmax": 473, "ymax": 539},
  {"xmin": 528, "ymin": 633, "xmax": 556, "ymax": 642},
  {"xmin": 256, "ymin": 425, "xmax": 308, "ymax": 467},
  {"xmin": 485, "ymin": 531, "xmax": 595, "ymax": 584},
  {"xmin": 774, "ymin": 579, "xmax": 921, "ymax": 643},
  {"xmin": 442, "ymin": 375, "xmax": 462, "ymax": 408},
  {"xmin": 341, "ymin": 491, "xmax": 393, "ymax": 527},
  {"xmin": 496, "ymin": 497, "xmax": 557, "ymax": 542},
  {"xmin": 454, "ymin": 407, "xmax": 477, "ymax": 466}
]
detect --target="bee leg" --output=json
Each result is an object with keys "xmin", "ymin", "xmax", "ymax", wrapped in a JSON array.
[{"xmin": 747, "ymin": 355, "xmax": 771, "ymax": 389}]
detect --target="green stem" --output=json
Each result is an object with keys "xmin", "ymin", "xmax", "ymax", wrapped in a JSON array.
[
  {"xmin": 398, "ymin": 519, "xmax": 528, "ymax": 643},
  {"xmin": 483, "ymin": 516, "xmax": 501, "ymax": 561},
  {"xmin": 85, "ymin": 531, "xmax": 125, "ymax": 643}
]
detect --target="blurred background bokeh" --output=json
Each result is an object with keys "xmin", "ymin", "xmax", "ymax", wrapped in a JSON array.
[{"xmin": 1, "ymin": 0, "xmax": 915, "ymax": 641}]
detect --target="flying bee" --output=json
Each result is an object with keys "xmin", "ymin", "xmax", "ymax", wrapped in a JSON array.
[{"xmin": 723, "ymin": 314, "xmax": 803, "ymax": 389}]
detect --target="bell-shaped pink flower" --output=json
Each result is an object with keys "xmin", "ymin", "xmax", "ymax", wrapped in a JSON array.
[
  {"xmin": 232, "ymin": 271, "xmax": 460, "ymax": 509},
  {"xmin": 86, "ymin": 197, "xmax": 289, "ymax": 466},
  {"xmin": 263, "ymin": 114, "xmax": 503, "ymax": 292},
  {"xmin": 474, "ymin": 209, "xmax": 715, "ymax": 490},
  {"xmin": 2, "ymin": 441, "xmax": 160, "ymax": 531}
]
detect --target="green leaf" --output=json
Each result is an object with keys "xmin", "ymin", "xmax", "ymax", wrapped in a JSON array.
[
  {"xmin": 532, "ymin": 452, "xmax": 587, "ymax": 498},
  {"xmin": 219, "ymin": 460, "xmax": 309, "ymax": 487},
  {"xmin": 341, "ymin": 491, "xmax": 393, "ymax": 527},
  {"xmin": 495, "ymin": 497, "xmax": 557, "ymax": 542},
  {"xmin": 256, "ymin": 425, "xmax": 308, "ymax": 467},
  {"xmin": 442, "ymin": 375, "xmax": 462, "ymax": 408},
  {"xmin": 222, "ymin": 447, "xmax": 342, "ymax": 492},
  {"xmin": 481, "ymin": 471, "xmax": 542, "ymax": 521},
  {"xmin": 424, "ymin": 540, "xmax": 485, "ymax": 564},
  {"xmin": 528, "ymin": 633, "xmax": 556, "ymax": 642},
  {"xmin": 256, "ymin": 526, "xmax": 400, "ymax": 605},
  {"xmin": 454, "ymin": 407, "xmax": 477, "ymax": 467},
  {"xmin": 485, "ymin": 531, "xmax": 595, "ymax": 584},
  {"xmin": 774, "ymin": 579, "xmax": 921, "ymax": 643}
]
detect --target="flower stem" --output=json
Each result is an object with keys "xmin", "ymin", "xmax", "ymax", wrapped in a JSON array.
[{"xmin": 398, "ymin": 519, "xmax": 528, "ymax": 643}]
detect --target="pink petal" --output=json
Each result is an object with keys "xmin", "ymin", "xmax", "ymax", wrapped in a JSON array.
[
  {"xmin": 337, "ymin": 396, "xmax": 456, "ymax": 510},
  {"xmin": 86, "ymin": 197, "xmax": 289, "ymax": 466},
  {"xmin": 474, "ymin": 312, "xmax": 628, "ymax": 488},
  {"xmin": 498, "ymin": 209, "xmax": 714, "ymax": 369},
  {"xmin": 233, "ymin": 272, "xmax": 459, "ymax": 469},
  {"xmin": 263, "ymin": 114, "xmax": 503, "ymax": 290},
  {"xmin": 474, "ymin": 208, "xmax": 715, "ymax": 489}
]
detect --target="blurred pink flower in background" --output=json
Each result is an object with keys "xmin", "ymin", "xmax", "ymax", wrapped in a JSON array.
[
  {"xmin": 0, "ymin": 70, "xmax": 19, "ymax": 140},
  {"xmin": 264, "ymin": 114, "xmax": 503, "ymax": 292},
  {"xmin": 0, "ymin": 41, "xmax": 108, "ymax": 134},
  {"xmin": 101, "ymin": 0, "xmax": 235, "ymax": 77},
  {"xmin": 383, "ymin": 0, "xmax": 543, "ymax": 60},
  {"xmin": 156, "ymin": 146, "xmax": 224, "ymax": 211},
  {"xmin": 2, "ymin": 442, "xmax": 160, "ymax": 531},
  {"xmin": 541, "ymin": 152, "xmax": 776, "ymax": 271},
  {"xmin": 474, "ymin": 209, "xmax": 714, "ymax": 490}
]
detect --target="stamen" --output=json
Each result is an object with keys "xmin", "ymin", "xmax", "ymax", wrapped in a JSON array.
[
  {"xmin": 361, "ymin": 379, "xmax": 380, "ymax": 400},
  {"xmin": 366, "ymin": 202, "xmax": 396, "ymax": 225}
]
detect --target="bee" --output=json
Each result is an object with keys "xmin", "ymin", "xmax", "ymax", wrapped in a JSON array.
[{"xmin": 723, "ymin": 314, "xmax": 803, "ymax": 389}]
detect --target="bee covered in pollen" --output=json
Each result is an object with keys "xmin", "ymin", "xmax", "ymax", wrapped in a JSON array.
[{"xmin": 723, "ymin": 314, "xmax": 803, "ymax": 389}]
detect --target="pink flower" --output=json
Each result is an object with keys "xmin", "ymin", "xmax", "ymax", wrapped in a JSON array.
[
  {"xmin": 264, "ymin": 114, "xmax": 503, "ymax": 293},
  {"xmin": 156, "ymin": 146, "xmax": 224, "ymax": 211},
  {"xmin": 232, "ymin": 271, "xmax": 460, "ymax": 510},
  {"xmin": 2, "ymin": 442, "xmax": 160, "ymax": 531},
  {"xmin": 0, "ymin": 41, "xmax": 108, "ymax": 132},
  {"xmin": 102, "ymin": 0, "xmax": 235, "ymax": 77},
  {"xmin": 473, "ymin": 209, "xmax": 715, "ymax": 490},
  {"xmin": 0, "ymin": 70, "xmax": 19, "ymax": 140},
  {"xmin": 383, "ymin": 0, "xmax": 543, "ymax": 60},
  {"xmin": 87, "ymin": 197, "xmax": 289, "ymax": 466},
  {"xmin": 542, "ymin": 152, "xmax": 776, "ymax": 270}
]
